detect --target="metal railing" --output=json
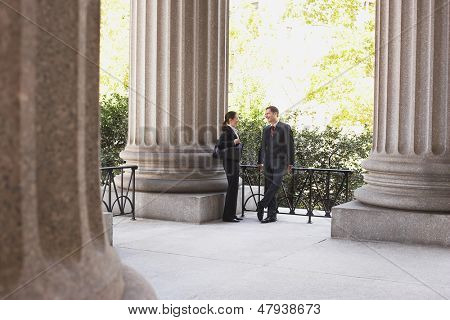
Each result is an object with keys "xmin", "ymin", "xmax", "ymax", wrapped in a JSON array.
[
  {"xmin": 100, "ymin": 165, "xmax": 138, "ymax": 220},
  {"xmin": 240, "ymin": 165, "xmax": 352, "ymax": 223}
]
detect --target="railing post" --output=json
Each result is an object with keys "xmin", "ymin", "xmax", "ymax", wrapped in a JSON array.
[
  {"xmin": 108, "ymin": 169, "xmax": 112, "ymax": 212},
  {"xmin": 241, "ymin": 165, "xmax": 245, "ymax": 217},
  {"xmin": 345, "ymin": 172, "xmax": 350, "ymax": 203},
  {"xmin": 132, "ymin": 167, "xmax": 136, "ymax": 220},
  {"xmin": 307, "ymin": 169, "xmax": 313, "ymax": 224},
  {"xmin": 120, "ymin": 168, "xmax": 124, "ymax": 214},
  {"xmin": 289, "ymin": 169, "xmax": 295, "ymax": 214},
  {"xmin": 325, "ymin": 171, "xmax": 331, "ymax": 217}
]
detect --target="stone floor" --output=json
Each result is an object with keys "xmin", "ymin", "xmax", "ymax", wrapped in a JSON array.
[{"xmin": 114, "ymin": 213, "xmax": 450, "ymax": 300}]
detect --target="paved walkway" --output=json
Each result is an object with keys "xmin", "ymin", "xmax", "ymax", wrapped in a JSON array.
[{"xmin": 114, "ymin": 213, "xmax": 450, "ymax": 300}]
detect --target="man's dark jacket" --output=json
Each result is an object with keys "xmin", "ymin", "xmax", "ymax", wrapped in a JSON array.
[{"xmin": 258, "ymin": 121, "xmax": 295, "ymax": 171}]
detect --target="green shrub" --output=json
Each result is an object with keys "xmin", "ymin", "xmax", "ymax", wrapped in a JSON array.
[
  {"xmin": 238, "ymin": 117, "xmax": 372, "ymax": 196},
  {"xmin": 100, "ymin": 93, "xmax": 128, "ymax": 167},
  {"xmin": 292, "ymin": 125, "xmax": 372, "ymax": 195}
]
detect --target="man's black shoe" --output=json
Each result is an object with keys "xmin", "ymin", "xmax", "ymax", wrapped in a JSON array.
[
  {"xmin": 256, "ymin": 202, "xmax": 264, "ymax": 221},
  {"xmin": 223, "ymin": 218, "xmax": 240, "ymax": 222},
  {"xmin": 234, "ymin": 216, "xmax": 243, "ymax": 220},
  {"xmin": 261, "ymin": 217, "xmax": 277, "ymax": 224}
]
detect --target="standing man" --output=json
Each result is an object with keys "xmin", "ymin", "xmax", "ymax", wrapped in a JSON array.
[{"xmin": 257, "ymin": 106, "xmax": 295, "ymax": 223}]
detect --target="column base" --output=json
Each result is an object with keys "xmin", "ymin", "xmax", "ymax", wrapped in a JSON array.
[
  {"xmin": 121, "ymin": 264, "xmax": 157, "ymax": 299},
  {"xmin": 103, "ymin": 212, "xmax": 113, "ymax": 246},
  {"xmin": 331, "ymin": 201, "xmax": 450, "ymax": 247},
  {"xmin": 135, "ymin": 189, "xmax": 242, "ymax": 223},
  {"xmin": 133, "ymin": 174, "xmax": 229, "ymax": 193}
]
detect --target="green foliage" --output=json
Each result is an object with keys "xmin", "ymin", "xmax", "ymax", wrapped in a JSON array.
[
  {"xmin": 292, "ymin": 125, "xmax": 372, "ymax": 191},
  {"xmin": 230, "ymin": 77, "xmax": 268, "ymax": 164},
  {"xmin": 302, "ymin": 0, "xmax": 362, "ymax": 27},
  {"xmin": 229, "ymin": 0, "xmax": 375, "ymax": 133},
  {"xmin": 283, "ymin": 0, "xmax": 362, "ymax": 26},
  {"xmin": 233, "ymin": 77, "xmax": 267, "ymax": 116},
  {"xmin": 100, "ymin": 93, "xmax": 128, "ymax": 167},
  {"xmin": 245, "ymin": 3, "xmax": 262, "ymax": 38},
  {"xmin": 303, "ymin": 0, "xmax": 375, "ymax": 130},
  {"xmin": 237, "ymin": 113, "xmax": 266, "ymax": 165},
  {"xmin": 100, "ymin": 0, "xmax": 130, "ymax": 96},
  {"xmin": 282, "ymin": 0, "xmax": 304, "ymax": 21}
]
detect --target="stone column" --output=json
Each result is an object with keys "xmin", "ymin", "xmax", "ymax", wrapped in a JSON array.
[
  {"xmin": 121, "ymin": 0, "xmax": 231, "ymax": 222},
  {"xmin": 332, "ymin": 0, "xmax": 450, "ymax": 246},
  {"xmin": 0, "ymin": 0, "xmax": 155, "ymax": 298}
]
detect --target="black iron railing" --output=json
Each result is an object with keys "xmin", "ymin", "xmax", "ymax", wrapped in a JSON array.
[
  {"xmin": 100, "ymin": 165, "xmax": 138, "ymax": 220},
  {"xmin": 240, "ymin": 165, "xmax": 352, "ymax": 223}
]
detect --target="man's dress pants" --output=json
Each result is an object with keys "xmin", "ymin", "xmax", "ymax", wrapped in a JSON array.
[{"xmin": 260, "ymin": 164, "xmax": 285, "ymax": 218}]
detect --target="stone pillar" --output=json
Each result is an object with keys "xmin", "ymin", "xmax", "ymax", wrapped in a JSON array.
[
  {"xmin": 332, "ymin": 0, "xmax": 450, "ymax": 246},
  {"xmin": 121, "ymin": 0, "xmax": 230, "ymax": 222},
  {"xmin": 0, "ymin": 0, "xmax": 155, "ymax": 298}
]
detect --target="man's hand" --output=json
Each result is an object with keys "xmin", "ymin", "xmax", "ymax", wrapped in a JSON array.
[
  {"xmin": 287, "ymin": 165, "xmax": 293, "ymax": 174},
  {"xmin": 258, "ymin": 164, "xmax": 264, "ymax": 172},
  {"xmin": 234, "ymin": 138, "xmax": 241, "ymax": 145}
]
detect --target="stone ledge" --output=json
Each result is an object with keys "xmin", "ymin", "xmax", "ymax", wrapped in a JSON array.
[
  {"xmin": 331, "ymin": 201, "xmax": 450, "ymax": 247},
  {"xmin": 134, "ymin": 189, "xmax": 243, "ymax": 223}
]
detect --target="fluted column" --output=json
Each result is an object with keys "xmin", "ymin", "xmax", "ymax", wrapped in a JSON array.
[
  {"xmin": 355, "ymin": 0, "xmax": 450, "ymax": 212},
  {"xmin": 121, "ymin": 0, "xmax": 229, "ymax": 193},
  {"xmin": 0, "ymin": 0, "xmax": 154, "ymax": 298}
]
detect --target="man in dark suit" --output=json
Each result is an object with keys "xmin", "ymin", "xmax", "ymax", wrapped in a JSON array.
[{"xmin": 257, "ymin": 106, "xmax": 295, "ymax": 223}]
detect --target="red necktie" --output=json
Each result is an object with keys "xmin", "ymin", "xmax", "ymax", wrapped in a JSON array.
[{"xmin": 270, "ymin": 125, "xmax": 275, "ymax": 137}]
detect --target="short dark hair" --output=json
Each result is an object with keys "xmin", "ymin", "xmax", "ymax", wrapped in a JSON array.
[{"xmin": 266, "ymin": 106, "xmax": 279, "ymax": 116}]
